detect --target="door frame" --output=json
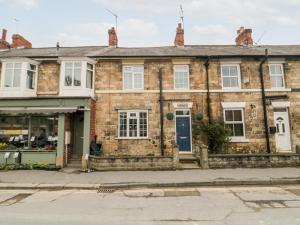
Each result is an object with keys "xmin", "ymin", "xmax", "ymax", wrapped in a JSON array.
[
  {"xmin": 273, "ymin": 108, "xmax": 292, "ymax": 152},
  {"xmin": 72, "ymin": 112, "xmax": 84, "ymax": 157},
  {"xmin": 175, "ymin": 109, "xmax": 193, "ymax": 153}
]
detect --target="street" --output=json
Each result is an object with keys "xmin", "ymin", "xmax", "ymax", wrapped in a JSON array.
[{"xmin": 0, "ymin": 185, "xmax": 300, "ymax": 225}]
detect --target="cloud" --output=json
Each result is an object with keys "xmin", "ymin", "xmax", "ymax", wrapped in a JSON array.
[
  {"xmin": 35, "ymin": 19, "xmax": 160, "ymax": 47},
  {"xmin": 191, "ymin": 25, "xmax": 232, "ymax": 44},
  {"xmin": 0, "ymin": 0, "xmax": 39, "ymax": 9}
]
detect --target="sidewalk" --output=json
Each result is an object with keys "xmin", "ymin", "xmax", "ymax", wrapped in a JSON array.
[{"xmin": 0, "ymin": 168, "xmax": 300, "ymax": 190}]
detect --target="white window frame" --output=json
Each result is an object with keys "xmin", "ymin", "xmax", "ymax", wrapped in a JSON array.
[
  {"xmin": 118, "ymin": 110, "xmax": 148, "ymax": 139},
  {"xmin": 223, "ymin": 106, "xmax": 248, "ymax": 143},
  {"xmin": 0, "ymin": 59, "xmax": 39, "ymax": 97},
  {"xmin": 59, "ymin": 58, "xmax": 95, "ymax": 97},
  {"xmin": 221, "ymin": 64, "xmax": 241, "ymax": 90},
  {"xmin": 269, "ymin": 64, "xmax": 285, "ymax": 89},
  {"xmin": 122, "ymin": 65, "xmax": 144, "ymax": 90},
  {"xmin": 173, "ymin": 65, "xmax": 189, "ymax": 90}
]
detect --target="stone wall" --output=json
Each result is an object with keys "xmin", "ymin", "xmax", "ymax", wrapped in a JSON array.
[
  {"xmin": 37, "ymin": 61, "xmax": 60, "ymax": 95},
  {"xmin": 208, "ymin": 154, "xmax": 300, "ymax": 168}
]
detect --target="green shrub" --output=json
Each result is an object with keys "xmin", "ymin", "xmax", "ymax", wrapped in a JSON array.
[{"xmin": 201, "ymin": 119, "xmax": 231, "ymax": 154}]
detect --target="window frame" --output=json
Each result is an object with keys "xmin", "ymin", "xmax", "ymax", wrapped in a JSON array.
[
  {"xmin": 223, "ymin": 107, "xmax": 248, "ymax": 142},
  {"xmin": 0, "ymin": 60, "xmax": 39, "ymax": 96},
  {"xmin": 59, "ymin": 58, "xmax": 95, "ymax": 97},
  {"xmin": 118, "ymin": 110, "xmax": 149, "ymax": 139},
  {"xmin": 122, "ymin": 65, "xmax": 144, "ymax": 91},
  {"xmin": 269, "ymin": 64, "xmax": 285, "ymax": 89},
  {"xmin": 173, "ymin": 64, "xmax": 190, "ymax": 90},
  {"xmin": 220, "ymin": 64, "xmax": 241, "ymax": 90}
]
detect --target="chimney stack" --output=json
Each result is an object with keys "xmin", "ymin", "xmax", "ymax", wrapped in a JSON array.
[
  {"xmin": 174, "ymin": 23, "xmax": 184, "ymax": 47},
  {"xmin": 11, "ymin": 34, "xmax": 32, "ymax": 49},
  {"xmin": 0, "ymin": 29, "xmax": 9, "ymax": 49},
  {"xmin": 235, "ymin": 26, "xmax": 253, "ymax": 46},
  {"xmin": 108, "ymin": 27, "xmax": 118, "ymax": 48}
]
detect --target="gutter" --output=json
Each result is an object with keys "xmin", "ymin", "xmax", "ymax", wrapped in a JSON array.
[
  {"xmin": 159, "ymin": 67, "xmax": 164, "ymax": 156},
  {"xmin": 204, "ymin": 57, "xmax": 212, "ymax": 124},
  {"xmin": 259, "ymin": 49, "xmax": 271, "ymax": 154}
]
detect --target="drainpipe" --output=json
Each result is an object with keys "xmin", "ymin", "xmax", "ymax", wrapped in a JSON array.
[
  {"xmin": 259, "ymin": 49, "xmax": 271, "ymax": 154},
  {"xmin": 204, "ymin": 57, "xmax": 212, "ymax": 124},
  {"xmin": 159, "ymin": 67, "xmax": 164, "ymax": 156}
]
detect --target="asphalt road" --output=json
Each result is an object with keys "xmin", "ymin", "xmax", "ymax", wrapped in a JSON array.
[{"xmin": 0, "ymin": 185, "xmax": 300, "ymax": 225}]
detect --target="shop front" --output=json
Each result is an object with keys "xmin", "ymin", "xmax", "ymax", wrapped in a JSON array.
[{"xmin": 0, "ymin": 97, "xmax": 92, "ymax": 169}]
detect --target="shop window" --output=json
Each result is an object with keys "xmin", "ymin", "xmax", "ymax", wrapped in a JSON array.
[{"xmin": 0, "ymin": 115, "xmax": 58, "ymax": 151}]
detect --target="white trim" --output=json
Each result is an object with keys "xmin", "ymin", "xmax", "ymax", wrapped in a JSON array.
[
  {"xmin": 272, "ymin": 101, "xmax": 290, "ymax": 108},
  {"xmin": 222, "ymin": 102, "xmax": 246, "ymax": 108},
  {"xmin": 0, "ymin": 57, "xmax": 40, "ymax": 64},
  {"xmin": 173, "ymin": 102, "xmax": 193, "ymax": 109},
  {"xmin": 220, "ymin": 58, "xmax": 242, "ymax": 64},
  {"xmin": 175, "ymin": 109, "xmax": 193, "ymax": 153},
  {"xmin": 95, "ymin": 88, "xmax": 292, "ymax": 94},
  {"xmin": 230, "ymin": 137, "xmax": 250, "ymax": 143},
  {"xmin": 58, "ymin": 57, "xmax": 96, "ymax": 64}
]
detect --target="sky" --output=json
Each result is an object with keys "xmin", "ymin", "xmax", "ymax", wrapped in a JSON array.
[{"xmin": 0, "ymin": 0, "xmax": 299, "ymax": 47}]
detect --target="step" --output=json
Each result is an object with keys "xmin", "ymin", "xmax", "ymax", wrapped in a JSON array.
[{"xmin": 179, "ymin": 162, "xmax": 201, "ymax": 169}]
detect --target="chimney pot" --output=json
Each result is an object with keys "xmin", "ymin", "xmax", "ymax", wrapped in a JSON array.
[
  {"xmin": 174, "ymin": 23, "xmax": 184, "ymax": 47},
  {"xmin": 108, "ymin": 27, "xmax": 118, "ymax": 48}
]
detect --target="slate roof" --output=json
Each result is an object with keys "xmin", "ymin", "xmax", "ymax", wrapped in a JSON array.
[{"xmin": 1, "ymin": 45, "xmax": 300, "ymax": 58}]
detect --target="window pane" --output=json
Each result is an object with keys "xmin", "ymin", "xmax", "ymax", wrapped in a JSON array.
[
  {"xmin": 175, "ymin": 71, "xmax": 188, "ymax": 89},
  {"xmin": 270, "ymin": 65, "xmax": 282, "ymax": 75},
  {"xmin": 139, "ymin": 112, "xmax": 147, "ymax": 137},
  {"xmin": 124, "ymin": 73, "xmax": 133, "ymax": 89},
  {"xmin": 14, "ymin": 63, "xmax": 22, "ymax": 69},
  {"xmin": 234, "ymin": 124, "xmax": 244, "ymax": 136},
  {"xmin": 222, "ymin": 66, "xmax": 230, "ymax": 76},
  {"xmin": 26, "ymin": 71, "xmax": 35, "ymax": 89},
  {"xmin": 86, "ymin": 70, "xmax": 93, "ymax": 89},
  {"xmin": 233, "ymin": 110, "xmax": 242, "ymax": 121},
  {"xmin": 30, "ymin": 116, "xmax": 58, "ymax": 150},
  {"xmin": 225, "ymin": 110, "xmax": 233, "ymax": 121},
  {"xmin": 87, "ymin": 63, "xmax": 93, "ymax": 70},
  {"xmin": 65, "ymin": 68, "xmax": 72, "ymax": 86},
  {"xmin": 271, "ymin": 76, "xmax": 283, "ymax": 88},
  {"xmin": 0, "ymin": 116, "xmax": 29, "ymax": 150},
  {"xmin": 133, "ymin": 73, "xmax": 143, "ymax": 89},
  {"xmin": 4, "ymin": 68, "xmax": 13, "ymax": 87},
  {"xmin": 129, "ymin": 118, "xmax": 138, "ymax": 137},
  {"xmin": 225, "ymin": 124, "xmax": 234, "ymax": 136},
  {"xmin": 230, "ymin": 77, "xmax": 238, "ymax": 87},
  {"xmin": 229, "ymin": 66, "xmax": 238, "ymax": 76},
  {"xmin": 13, "ymin": 68, "xmax": 21, "ymax": 87},
  {"xmin": 222, "ymin": 77, "xmax": 230, "ymax": 87},
  {"xmin": 74, "ymin": 68, "xmax": 81, "ymax": 86},
  {"xmin": 119, "ymin": 112, "xmax": 127, "ymax": 137}
]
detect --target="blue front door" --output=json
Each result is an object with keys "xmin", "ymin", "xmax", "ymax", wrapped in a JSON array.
[{"xmin": 176, "ymin": 117, "xmax": 191, "ymax": 152}]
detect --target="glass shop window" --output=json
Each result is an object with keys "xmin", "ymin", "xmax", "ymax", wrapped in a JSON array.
[{"xmin": 0, "ymin": 115, "xmax": 58, "ymax": 151}]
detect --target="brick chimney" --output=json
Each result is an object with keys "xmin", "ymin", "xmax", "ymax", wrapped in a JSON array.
[
  {"xmin": 10, "ymin": 34, "xmax": 32, "ymax": 49},
  {"xmin": 108, "ymin": 27, "xmax": 118, "ymax": 48},
  {"xmin": 235, "ymin": 26, "xmax": 253, "ymax": 46},
  {"xmin": 0, "ymin": 29, "xmax": 9, "ymax": 49},
  {"xmin": 174, "ymin": 23, "xmax": 184, "ymax": 47}
]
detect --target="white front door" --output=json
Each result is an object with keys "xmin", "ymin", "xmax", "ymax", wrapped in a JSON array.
[{"xmin": 274, "ymin": 109, "xmax": 291, "ymax": 152}]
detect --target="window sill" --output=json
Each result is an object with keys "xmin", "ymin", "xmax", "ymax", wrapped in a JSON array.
[
  {"xmin": 115, "ymin": 137, "xmax": 150, "ymax": 140},
  {"xmin": 229, "ymin": 137, "xmax": 249, "ymax": 143}
]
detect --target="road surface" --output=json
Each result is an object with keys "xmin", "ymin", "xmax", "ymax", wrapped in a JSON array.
[{"xmin": 0, "ymin": 185, "xmax": 300, "ymax": 225}]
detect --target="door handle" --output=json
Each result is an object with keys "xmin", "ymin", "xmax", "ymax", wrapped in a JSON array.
[{"xmin": 180, "ymin": 137, "xmax": 187, "ymax": 139}]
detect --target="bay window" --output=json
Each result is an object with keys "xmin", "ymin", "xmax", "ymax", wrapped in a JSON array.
[
  {"xmin": 60, "ymin": 59, "xmax": 95, "ymax": 97},
  {"xmin": 0, "ymin": 60, "xmax": 39, "ymax": 97},
  {"xmin": 118, "ymin": 111, "xmax": 148, "ymax": 138}
]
